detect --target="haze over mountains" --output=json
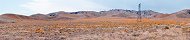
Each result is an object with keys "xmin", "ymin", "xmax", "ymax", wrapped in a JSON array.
[{"xmin": 0, "ymin": 9, "xmax": 190, "ymax": 23}]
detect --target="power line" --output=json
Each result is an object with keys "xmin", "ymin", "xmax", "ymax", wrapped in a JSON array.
[{"xmin": 137, "ymin": 3, "xmax": 142, "ymax": 22}]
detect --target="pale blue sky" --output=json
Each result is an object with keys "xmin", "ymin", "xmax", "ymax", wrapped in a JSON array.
[{"xmin": 0, "ymin": 0, "xmax": 190, "ymax": 15}]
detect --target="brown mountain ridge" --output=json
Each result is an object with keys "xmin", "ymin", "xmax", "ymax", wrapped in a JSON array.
[{"xmin": 1, "ymin": 9, "xmax": 190, "ymax": 21}]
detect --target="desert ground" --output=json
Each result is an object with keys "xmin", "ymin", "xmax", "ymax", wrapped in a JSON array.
[
  {"xmin": 1, "ymin": 18, "xmax": 190, "ymax": 40},
  {"xmin": 1, "ymin": 9, "xmax": 190, "ymax": 40}
]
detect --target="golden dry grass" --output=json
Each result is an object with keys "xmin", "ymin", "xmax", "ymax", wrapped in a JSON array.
[
  {"xmin": 1, "ymin": 18, "xmax": 190, "ymax": 40},
  {"xmin": 0, "ymin": 18, "xmax": 187, "ymax": 30}
]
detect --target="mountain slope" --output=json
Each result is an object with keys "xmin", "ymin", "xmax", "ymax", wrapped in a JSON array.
[
  {"xmin": 1, "ymin": 9, "xmax": 190, "ymax": 20},
  {"xmin": 0, "ymin": 14, "xmax": 32, "ymax": 19}
]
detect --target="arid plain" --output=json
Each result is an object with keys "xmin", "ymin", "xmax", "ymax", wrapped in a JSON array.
[{"xmin": 1, "ymin": 9, "xmax": 190, "ymax": 40}]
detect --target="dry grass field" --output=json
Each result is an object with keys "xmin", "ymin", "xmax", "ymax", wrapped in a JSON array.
[{"xmin": 0, "ymin": 18, "xmax": 190, "ymax": 40}]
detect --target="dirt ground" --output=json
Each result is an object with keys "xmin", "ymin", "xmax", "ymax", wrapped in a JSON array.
[{"xmin": 0, "ymin": 18, "xmax": 190, "ymax": 40}]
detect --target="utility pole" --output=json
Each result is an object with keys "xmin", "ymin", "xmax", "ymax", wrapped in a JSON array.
[{"xmin": 137, "ymin": 3, "xmax": 142, "ymax": 22}]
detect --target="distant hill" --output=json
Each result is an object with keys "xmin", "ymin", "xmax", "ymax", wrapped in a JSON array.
[
  {"xmin": 0, "ymin": 14, "xmax": 32, "ymax": 19},
  {"xmin": 1, "ymin": 9, "xmax": 190, "ymax": 21},
  {"xmin": 30, "ymin": 14, "xmax": 48, "ymax": 20},
  {"xmin": 172, "ymin": 9, "xmax": 190, "ymax": 18},
  {"xmin": 0, "ymin": 16, "xmax": 16, "ymax": 23}
]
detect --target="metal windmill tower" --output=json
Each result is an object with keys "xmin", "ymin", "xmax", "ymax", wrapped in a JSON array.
[{"xmin": 137, "ymin": 3, "xmax": 142, "ymax": 22}]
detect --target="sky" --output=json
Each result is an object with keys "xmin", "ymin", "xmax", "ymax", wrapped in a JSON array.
[{"xmin": 0, "ymin": 0, "xmax": 190, "ymax": 15}]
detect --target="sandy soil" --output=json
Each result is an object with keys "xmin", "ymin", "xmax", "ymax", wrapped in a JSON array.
[{"xmin": 0, "ymin": 18, "xmax": 190, "ymax": 40}]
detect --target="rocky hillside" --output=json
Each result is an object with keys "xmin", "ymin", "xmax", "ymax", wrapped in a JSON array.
[
  {"xmin": 0, "ymin": 14, "xmax": 32, "ymax": 19},
  {"xmin": 29, "ymin": 9, "xmax": 163, "ymax": 20},
  {"xmin": 1, "ymin": 9, "xmax": 190, "ymax": 20},
  {"xmin": 172, "ymin": 9, "xmax": 190, "ymax": 18}
]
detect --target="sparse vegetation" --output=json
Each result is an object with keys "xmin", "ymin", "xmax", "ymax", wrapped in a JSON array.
[{"xmin": 0, "ymin": 18, "xmax": 190, "ymax": 40}]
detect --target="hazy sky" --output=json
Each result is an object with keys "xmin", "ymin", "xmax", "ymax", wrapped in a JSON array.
[{"xmin": 0, "ymin": 0, "xmax": 190, "ymax": 15}]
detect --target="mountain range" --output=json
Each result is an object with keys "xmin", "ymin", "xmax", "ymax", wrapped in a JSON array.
[{"xmin": 1, "ymin": 9, "xmax": 190, "ymax": 23}]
